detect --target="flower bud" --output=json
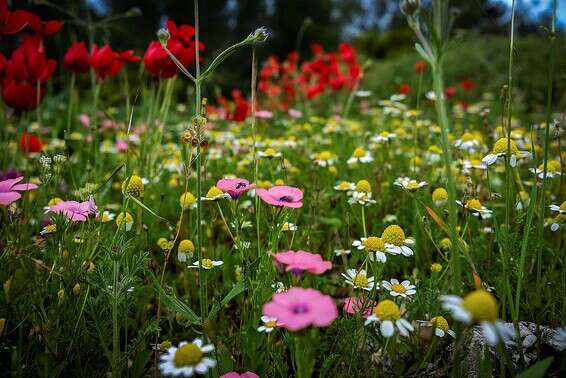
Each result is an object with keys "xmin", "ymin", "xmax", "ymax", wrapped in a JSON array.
[
  {"xmin": 157, "ymin": 28, "xmax": 170, "ymax": 47},
  {"xmin": 249, "ymin": 27, "xmax": 269, "ymax": 44},
  {"xmin": 401, "ymin": 0, "xmax": 420, "ymax": 16}
]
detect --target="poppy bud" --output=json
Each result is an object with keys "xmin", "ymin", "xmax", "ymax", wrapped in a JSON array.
[
  {"xmin": 157, "ymin": 28, "xmax": 170, "ymax": 47},
  {"xmin": 401, "ymin": 0, "xmax": 420, "ymax": 16}
]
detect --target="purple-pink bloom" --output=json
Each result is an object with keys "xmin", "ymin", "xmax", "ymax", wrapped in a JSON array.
[
  {"xmin": 272, "ymin": 250, "xmax": 332, "ymax": 275},
  {"xmin": 216, "ymin": 178, "xmax": 255, "ymax": 199},
  {"xmin": 262, "ymin": 287, "xmax": 337, "ymax": 331},
  {"xmin": 220, "ymin": 372, "xmax": 259, "ymax": 378},
  {"xmin": 343, "ymin": 297, "xmax": 376, "ymax": 318},
  {"xmin": 49, "ymin": 196, "xmax": 98, "ymax": 222},
  {"xmin": 0, "ymin": 176, "xmax": 38, "ymax": 206},
  {"xmin": 256, "ymin": 186, "xmax": 303, "ymax": 208}
]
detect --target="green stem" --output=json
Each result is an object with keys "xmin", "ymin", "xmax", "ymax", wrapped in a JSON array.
[{"xmin": 112, "ymin": 259, "xmax": 120, "ymax": 378}]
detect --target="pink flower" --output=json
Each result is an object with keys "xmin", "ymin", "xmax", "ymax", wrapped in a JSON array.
[
  {"xmin": 220, "ymin": 372, "xmax": 259, "ymax": 378},
  {"xmin": 288, "ymin": 109, "xmax": 302, "ymax": 119},
  {"xmin": 256, "ymin": 185, "xmax": 303, "ymax": 208},
  {"xmin": 262, "ymin": 287, "xmax": 337, "ymax": 331},
  {"xmin": 216, "ymin": 178, "xmax": 255, "ymax": 199},
  {"xmin": 272, "ymin": 250, "xmax": 332, "ymax": 275},
  {"xmin": 343, "ymin": 297, "xmax": 376, "ymax": 318},
  {"xmin": 49, "ymin": 196, "xmax": 97, "ymax": 222},
  {"xmin": 0, "ymin": 176, "xmax": 38, "ymax": 206},
  {"xmin": 255, "ymin": 110, "xmax": 273, "ymax": 119}
]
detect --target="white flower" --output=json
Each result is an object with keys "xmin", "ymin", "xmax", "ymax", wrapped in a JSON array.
[
  {"xmin": 384, "ymin": 238, "xmax": 415, "ymax": 257},
  {"xmin": 334, "ymin": 181, "xmax": 355, "ymax": 192},
  {"xmin": 352, "ymin": 237, "xmax": 388, "ymax": 263},
  {"xmin": 457, "ymin": 199, "xmax": 493, "ymax": 219},
  {"xmin": 334, "ymin": 248, "xmax": 351, "ymax": 256},
  {"xmin": 370, "ymin": 131, "xmax": 396, "ymax": 144},
  {"xmin": 99, "ymin": 210, "xmax": 115, "ymax": 223},
  {"xmin": 281, "ymin": 222, "xmax": 297, "ymax": 232},
  {"xmin": 342, "ymin": 269, "xmax": 376, "ymax": 291},
  {"xmin": 529, "ymin": 167, "xmax": 562, "ymax": 179},
  {"xmin": 190, "ymin": 259, "xmax": 224, "ymax": 270},
  {"xmin": 271, "ymin": 281, "xmax": 286, "ymax": 293},
  {"xmin": 394, "ymin": 176, "xmax": 427, "ymax": 191},
  {"xmin": 481, "ymin": 138, "xmax": 530, "ymax": 168},
  {"xmin": 347, "ymin": 148, "xmax": 374, "ymax": 165},
  {"xmin": 347, "ymin": 191, "xmax": 377, "ymax": 206},
  {"xmin": 381, "ymin": 278, "xmax": 416, "ymax": 298},
  {"xmin": 549, "ymin": 203, "xmax": 566, "ymax": 214},
  {"xmin": 159, "ymin": 339, "xmax": 216, "ymax": 377},
  {"xmin": 257, "ymin": 316, "xmax": 283, "ymax": 333},
  {"xmin": 364, "ymin": 300, "xmax": 413, "ymax": 337}
]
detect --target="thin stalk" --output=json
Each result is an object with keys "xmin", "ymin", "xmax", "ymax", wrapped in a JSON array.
[
  {"xmin": 251, "ymin": 47, "xmax": 260, "ymax": 259},
  {"xmin": 112, "ymin": 259, "xmax": 120, "ymax": 378},
  {"xmin": 66, "ymin": 73, "xmax": 76, "ymax": 140}
]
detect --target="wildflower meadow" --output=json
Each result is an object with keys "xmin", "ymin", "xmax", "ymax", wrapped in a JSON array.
[{"xmin": 0, "ymin": 0, "xmax": 565, "ymax": 376}]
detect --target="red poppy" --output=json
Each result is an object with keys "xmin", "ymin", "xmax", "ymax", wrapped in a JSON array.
[
  {"xmin": 459, "ymin": 79, "xmax": 476, "ymax": 91},
  {"xmin": 27, "ymin": 13, "xmax": 63, "ymax": 39},
  {"xmin": 63, "ymin": 42, "xmax": 90, "ymax": 73},
  {"xmin": 89, "ymin": 44, "xmax": 140, "ymax": 79},
  {"xmin": 0, "ymin": 0, "xmax": 31, "ymax": 35},
  {"xmin": 399, "ymin": 83, "xmax": 411, "ymax": 94},
  {"xmin": 19, "ymin": 132, "xmax": 46, "ymax": 153},
  {"xmin": 414, "ymin": 60, "xmax": 427, "ymax": 74},
  {"xmin": 444, "ymin": 86, "xmax": 456, "ymax": 98}
]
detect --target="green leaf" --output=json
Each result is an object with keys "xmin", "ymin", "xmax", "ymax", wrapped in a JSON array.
[
  {"xmin": 152, "ymin": 277, "xmax": 200, "ymax": 324},
  {"xmin": 128, "ymin": 196, "xmax": 172, "ymax": 224},
  {"xmin": 206, "ymin": 281, "xmax": 246, "ymax": 322},
  {"xmin": 517, "ymin": 356, "xmax": 554, "ymax": 378},
  {"xmin": 415, "ymin": 43, "xmax": 432, "ymax": 64}
]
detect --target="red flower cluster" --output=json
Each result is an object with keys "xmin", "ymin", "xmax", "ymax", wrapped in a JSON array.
[
  {"xmin": 259, "ymin": 43, "xmax": 362, "ymax": 110},
  {"xmin": 0, "ymin": 0, "xmax": 30, "ymax": 35},
  {"xmin": 143, "ymin": 20, "xmax": 204, "ymax": 79},
  {"xmin": 212, "ymin": 89, "xmax": 251, "ymax": 122},
  {"xmin": 89, "ymin": 45, "xmax": 140, "ymax": 79}
]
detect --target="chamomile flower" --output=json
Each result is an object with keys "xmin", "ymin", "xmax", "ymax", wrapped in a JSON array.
[
  {"xmin": 454, "ymin": 132, "xmax": 481, "ymax": 152},
  {"xmin": 530, "ymin": 160, "xmax": 562, "ymax": 179},
  {"xmin": 457, "ymin": 198, "xmax": 493, "ymax": 218},
  {"xmin": 177, "ymin": 240, "xmax": 195, "ymax": 263},
  {"xmin": 424, "ymin": 145, "xmax": 442, "ymax": 163},
  {"xmin": 334, "ymin": 248, "xmax": 351, "ymax": 256},
  {"xmin": 311, "ymin": 151, "xmax": 336, "ymax": 167},
  {"xmin": 430, "ymin": 316, "xmax": 456, "ymax": 337},
  {"xmin": 257, "ymin": 316, "xmax": 283, "ymax": 333},
  {"xmin": 381, "ymin": 225, "xmax": 414, "ymax": 256},
  {"xmin": 347, "ymin": 147, "xmax": 373, "ymax": 165},
  {"xmin": 40, "ymin": 224, "xmax": 57, "ymax": 235},
  {"xmin": 98, "ymin": 210, "xmax": 115, "ymax": 223},
  {"xmin": 394, "ymin": 176, "xmax": 427, "ymax": 192},
  {"xmin": 348, "ymin": 180, "xmax": 376, "ymax": 206},
  {"xmin": 482, "ymin": 137, "xmax": 529, "ymax": 167},
  {"xmin": 159, "ymin": 339, "xmax": 216, "ymax": 377},
  {"xmin": 342, "ymin": 269, "xmax": 376, "ymax": 291},
  {"xmin": 281, "ymin": 222, "xmax": 297, "ymax": 232},
  {"xmin": 381, "ymin": 278, "xmax": 417, "ymax": 298},
  {"xmin": 432, "ymin": 187, "xmax": 448, "ymax": 207},
  {"xmin": 549, "ymin": 201, "xmax": 566, "ymax": 214},
  {"xmin": 258, "ymin": 148, "xmax": 282, "ymax": 159},
  {"xmin": 370, "ymin": 131, "xmax": 396, "ymax": 144},
  {"xmin": 364, "ymin": 300, "xmax": 414, "ymax": 337},
  {"xmin": 180, "ymin": 192, "xmax": 197, "ymax": 209},
  {"xmin": 116, "ymin": 212, "xmax": 134, "ymax": 231},
  {"xmin": 352, "ymin": 236, "xmax": 388, "ymax": 263},
  {"xmin": 440, "ymin": 290, "xmax": 515, "ymax": 346},
  {"xmin": 191, "ymin": 259, "xmax": 224, "ymax": 270},
  {"xmin": 334, "ymin": 181, "xmax": 355, "ymax": 192},
  {"xmin": 202, "ymin": 186, "xmax": 230, "ymax": 201}
]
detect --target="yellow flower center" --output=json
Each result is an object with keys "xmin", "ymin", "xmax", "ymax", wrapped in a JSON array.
[
  {"xmin": 159, "ymin": 340, "xmax": 172, "ymax": 350},
  {"xmin": 116, "ymin": 212, "xmax": 133, "ymax": 225},
  {"xmin": 44, "ymin": 224, "xmax": 57, "ymax": 233},
  {"xmin": 374, "ymin": 300, "xmax": 401, "ymax": 321},
  {"xmin": 391, "ymin": 283, "xmax": 407, "ymax": 294},
  {"xmin": 263, "ymin": 148, "xmax": 277, "ymax": 157},
  {"xmin": 380, "ymin": 131, "xmax": 390, "ymax": 137},
  {"xmin": 462, "ymin": 290, "xmax": 498, "ymax": 322},
  {"xmin": 122, "ymin": 175, "xmax": 144, "ymax": 198},
  {"xmin": 355, "ymin": 180, "xmax": 371, "ymax": 193},
  {"xmin": 492, "ymin": 138, "xmax": 518, "ymax": 155},
  {"xmin": 48, "ymin": 197, "xmax": 63, "ymax": 206},
  {"xmin": 178, "ymin": 240, "xmax": 195, "ymax": 254},
  {"xmin": 353, "ymin": 147, "xmax": 366, "ymax": 158},
  {"xmin": 362, "ymin": 236, "xmax": 384, "ymax": 251},
  {"xmin": 174, "ymin": 343, "xmax": 203, "ymax": 367},
  {"xmin": 265, "ymin": 320, "xmax": 278, "ymax": 328},
  {"xmin": 338, "ymin": 181, "xmax": 351, "ymax": 191},
  {"xmin": 430, "ymin": 316, "xmax": 449, "ymax": 332},
  {"xmin": 318, "ymin": 151, "xmax": 333, "ymax": 160},
  {"xmin": 465, "ymin": 198, "xmax": 482, "ymax": 211},
  {"xmin": 180, "ymin": 192, "xmax": 196, "ymax": 207},
  {"xmin": 431, "ymin": 263, "xmax": 443, "ymax": 272},
  {"xmin": 382, "ymin": 225, "xmax": 406, "ymax": 246},
  {"xmin": 201, "ymin": 259, "xmax": 214, "ymax": 269},
  {"xmin": 406, "ymin": 180, "xmax": 420, "ymax": 190},
  {"xmin": 432, "ymin": 188, "xmax": 448, "ymax": 202},
  {"xmin": 206, "ymin": 186, "xmax": 224, "ymax": 198},
  {"xmin": 352, "ymin": 272, "xmax": 369, "ymax": 288},
  {"xmin": 460, "ymin": 132, "xmax": 475, "ymax": 142},
  {"xmin": 538, "ymin": 160, "xmax": 561, "ymax": 173}
]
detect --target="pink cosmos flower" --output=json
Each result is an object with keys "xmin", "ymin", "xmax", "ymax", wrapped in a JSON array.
[
  {"xmin": 343, "ymin": 297, "xmax": 376, "ymax": 318},
  {"xmin": 220, "ymin": 372, "xmax": 259, "ymax": 378},
  {"xmin": 272, "ymin": 250, "xmax": 332, "ymax": 275},
  {"xmin": 255, "ymin": 110, "xmax": 273, "ymax": 119},
  {"xmin": 0, "ymin": 176, "xmax": 38, "ymax": 206},
  {"xmin": 216, "ymin": 178, "xmax": 255, "ymax": 199},
  {"xmin": 262, "ymin": 287, "xmax": 337, "ymax": 331},
  {"xmin": 49, "ymin": 196, "xmax": 98, "ymax": 222},
  {"xmin": 256, "ymin": 185, "xmax": 303, "ymax": 208}
]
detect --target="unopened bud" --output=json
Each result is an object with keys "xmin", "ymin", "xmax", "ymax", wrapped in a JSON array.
[
  {"xmin": 401, "ymin": 0, "xmax": 420, "ymax": 16},
  {"xmin": 157, "ymin": 28, "xmax": 170, "ymax": 47},
  {"xmin": 249, "ymin": 27, "xmax": 269, "ymax": 44}
]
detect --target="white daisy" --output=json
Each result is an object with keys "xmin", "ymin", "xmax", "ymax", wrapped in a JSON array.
[
  {"xmin": 394, "ymin": 176, "xmax": 427, "ymax": 191},
  {"xmin": 159, "ymin": 339, "xmax": 216, "ymax": 377},
  {"xmin": 364, "ymin": 300, "xmax": 414, "ymax": 337},
  {"xmin": 370, "ymin": 131, "xmax": 396, "ymax": 144},
  {"xmin": 190, "ymin": 259, "xmax": 224, "ymax": 270},
  {"xmin": 352, "ymin": 236, "xmax": 388, "ymax": 263},
  {"xmin": 334, "ymin": 248, "xmax": 351, "ymax": 256},
  {"xmin": 381, "ymin": 278, "xmax": 417, "ymax": 298},
  {"xmin": 456, "ymin": 199, "xmax": 493, "ymax": 219},
  {"xmin": 257, "ymin": 316, "xmax": 283, "ymax": 333},
  {"xmin": 342, "ymin": 269, "xmax": 376, "ymax": 291},
  {"xmin": 334, "ymin": 181, "xmax": 355, "ymax": 192},
  {"xmin": 430, "ymin": 316, "xmax": 456, "ymax": 338},
  {"xmin": 481, "ymin": 137, "xmax": 530, "ymax": 168}
]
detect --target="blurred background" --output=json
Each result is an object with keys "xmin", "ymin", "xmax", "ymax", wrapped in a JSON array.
[{"xmin": 5, "ymin": 0, "xmax": 565, "ymax": 109}]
